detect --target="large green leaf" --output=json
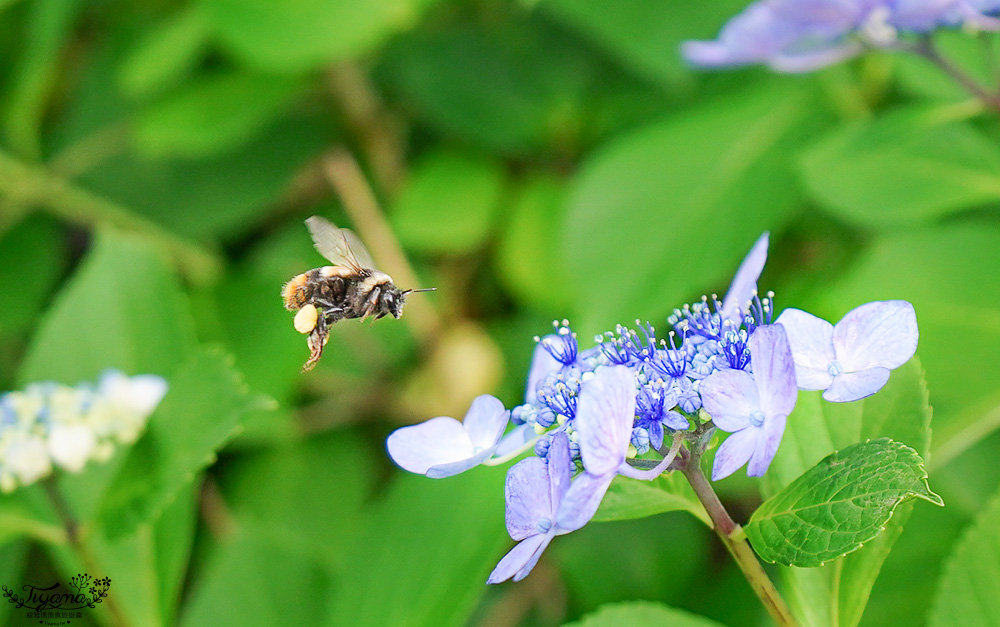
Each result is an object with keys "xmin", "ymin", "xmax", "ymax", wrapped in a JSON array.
[
  {"xmin": 95, "ymin": 347, "xmax": 267, "ymax": 538},
  {"xmin": 18, "ymin": 227, "xmax": 197, "ymax": 385},
  {"xmin": 390, "ymin": 150, "xmax": 505, "ymax": 254},
  {"xmin": 541, "ymin": 0, "xmax": 748, "ymax": 86},
  {"xmin": 494, "ymin": 176, "xmax": 574, "ymax": 312},
  {"xmin": 594, "ymin": 473, "xmax": 709, "ymax": 526},
  {"xmin": 117, "ymin": 5, "xmax": 211, "ymax": 99},
  {"xmin": 0, "ymin": 215, "xmax": 64, "ymax": 338},
  {"xmin": 927, "ymin": 485, "xmax": 1000, "ymax": 627},
  {"xmin": 563, "ymin": 83, "xmax": 811, "ymax": 338},
  {"xmin": 200, "ymin": 0, "xmax": 439, "ymax": 73},
  {"xmin": 746, "ymin": 439, "xmax": 942, "ymax": 568},
  {"xmin": 565, "ymin": 601, "xmax": 729, "ymax": 627},
  {"xmin": 799, "ymin": 105, "xmax": 1000, "ymax": 225},
  {"xmin": 133, "ymin": 71, "xmax": 301, "ymax": 158},
  {"xmin": 325, "ymin": 467, "xmax": 507, "ymax": 627}
]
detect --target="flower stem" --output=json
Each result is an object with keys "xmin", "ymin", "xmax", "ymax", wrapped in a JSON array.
[
  {"xmin": 681, "ymin": 448, "xmax": 799, "ymax": 627},
  {"xmin": 908, "ymin": 37, "xmax": 1000, "ymax": 111},
  {"xmin": 43, "ymin": 478, "xmax": 131, "ymax": 627}
]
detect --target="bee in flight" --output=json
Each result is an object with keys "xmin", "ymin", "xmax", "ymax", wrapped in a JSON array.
[{"xmin": 282, "ymin": 216, "xmax": 435, "ymax": 371}]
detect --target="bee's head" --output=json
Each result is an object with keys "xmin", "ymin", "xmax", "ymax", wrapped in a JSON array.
[
  {"xmin": 381, "ymin": 286, "xmax": 407, "ymax": 319},
  {"xmin": 391, "ymin": 286, "xmax": 436, "ymax": 319}
]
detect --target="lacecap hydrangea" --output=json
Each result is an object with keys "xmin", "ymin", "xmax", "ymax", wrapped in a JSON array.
[
  {"xmin": 0, "ymin": 370, "xmax": 168, "ymax": 492},
  {"xmin": 386, "ymin": 233, "xmax": 918, "ymax": 583},
  {"xmin": 682, "ymin": 0, "xmax": 1000, "ymax": 73}
]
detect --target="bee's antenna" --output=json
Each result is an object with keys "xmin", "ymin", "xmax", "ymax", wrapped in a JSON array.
[{"xmin": 402, "ymin": 287, "xmax": 437, "ymax": 295}]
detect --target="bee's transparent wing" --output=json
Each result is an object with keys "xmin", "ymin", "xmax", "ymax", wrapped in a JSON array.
[{"xmin": 305, "ymin": 216, "xmax": 377, "ymax": 271}]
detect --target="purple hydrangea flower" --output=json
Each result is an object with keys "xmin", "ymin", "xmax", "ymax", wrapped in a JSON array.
[
  {"xmin": 682, "ymin": 0, "xmax": 1000, "ymax": 74},
  {"xmin": 386, "ymin": 395, "xmax": 509, "ymax": 478},
  {"xmin": 700, "ymin": 324, "xmax": 798, "ymax": 480},
  {"xmin": 775, "ymin": 300, "xmax": 918, "ymax": 402},
  {"xmin": 722, "ymin": 232, "xmax": 770, "ymax": 323}
]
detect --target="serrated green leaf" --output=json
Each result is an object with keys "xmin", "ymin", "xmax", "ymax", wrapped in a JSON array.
[
  {"xmin": 746, "ymin": 438, "xmax": 942, "ymax": 568},
  {"xmin": 390, "ymin": 151, "xmax": 504, "ymax": 254},
  {"xmin": 927, "ymin": 484, "xmax": 1000, "ymax": 627},
  {"xmin": 760, "ymin": 358, "xmax": 931, "ymax": 627},
  {"xmin": 96, "ymin": 348, "xmax": 266, "ymax": 539},
  {"xmin": 18, "ymin": 227, "xmax": 197, "ymax": 386},
  {"xmin": 564, "ymin": 83, "xmax": 810, "ymax": 338},
  {"xmin": 799, "ymin": 105, "xmax": 1000, "ymax": 225},
  {"xmin": 326, "ymin": 467, "xmax": 507, "ymax": 627},
  {"xmin": 134, "ymin": 71, "xmax": 301, "ymax": 158},
  {"xmin": 565, "ymin": 600, "xmax": 729, "ymax": 627},
  {"xmin": 593, "ymin": 474, "xmax": 709, "ymax": 526}
]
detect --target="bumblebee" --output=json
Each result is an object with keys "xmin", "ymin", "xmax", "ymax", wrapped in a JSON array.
[{"xmin": 282, "ymin": 216, "xmax": 434, "ymax": 371}]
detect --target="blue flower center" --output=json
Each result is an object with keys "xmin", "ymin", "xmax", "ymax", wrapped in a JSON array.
[
  {"xmin": 536, "ymin": 518, "xmax": 552, "ymax": 534},
  {"xmin": 538, "ymin": 320, "xmax": 579, "ymax": 365},
  {"xmin": 749, "ymin": 410, "xmax": 765, "ymax": 428},
  {"xmin": 827, "ymin": 360, "xmax": 843, "ymax": 376}
]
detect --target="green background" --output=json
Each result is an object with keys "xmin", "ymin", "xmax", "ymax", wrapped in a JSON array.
[{"xmin": 0, "ymin": 0, "xmax": 998, "ymax": 625}]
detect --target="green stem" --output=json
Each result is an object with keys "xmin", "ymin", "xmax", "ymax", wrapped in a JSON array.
[
  {"xmin": 681, "ymin": 448, "xmax": 799, "ymax": 627},
  {"xmin": 908, "ymin": 37, "xmax": 1000, "ymax": 111},
  {"xmin": 0, "ymin": 148, "xmax": 221, "ymax": 286},
  {"xmin": 42, "ymin": 478, "xmax": 131, "ymax": 627}
]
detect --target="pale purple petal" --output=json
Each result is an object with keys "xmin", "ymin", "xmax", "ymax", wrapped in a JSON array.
[
  {"xmin": 547, "ymin": 433, "xmax": 572, "ymax": 513},
  {"xmin": 712, "ymin": 427, "xmax": 759, "ymax": 481},
  {"xmin": 751, "ymin": 325, "xmax": 798, "ymax": 418},
  {"xmin": 555, "ymin": 472, "xmax": 615, "ymax": 533},
  {"xmin": 574, "ymin": 366, "xmax": 636, "ymax": 476},
  {"xmin": 386, "ymin": 417, "xmax": 472, "ymax": 474},
  {"xmin": 822, "ymin": 367, "xmax": 892, "ymax": 403},
  {"xmin": 699, "ymin": 369, "xmax": 758, "ymax": 433},
  {"xmin": 503, "ymin": 457, "xmax": 551, "ymax": 540},
  {"xmin": 425, "ymin": 449, "xmax": 496, "ymax": 479},
  {"xmin": 747, "ymin": 411, "xmax": 787, "ymax": 477},
  {"xmin": 722, "ymin": 232, "xmax": 769, "ymax": 321},
  {"xmin": 462, "ymin": 395, "xmax": 509, "ymax": 450},
  {"xmin": 487, "ymin": 533, "xmax": 552, "ymax": 584},
  {"xmin": 832, "ymin": 301, "xmax": 918, "ymax": 372},
  {"xmin": 775, "ymin": 308, "xmax": 835, "ymax": 370},
  {"xmin": 525, "ymin": 340, "xmax": 561, "ymax": 404}
]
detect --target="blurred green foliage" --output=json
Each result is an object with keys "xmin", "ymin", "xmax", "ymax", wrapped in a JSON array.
[{"xmin": 0, "ymin": 0, "xmax": 998, "ymax": 625}]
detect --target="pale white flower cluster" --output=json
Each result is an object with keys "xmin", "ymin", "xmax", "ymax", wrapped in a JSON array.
[{"xmin": 0, "ymin": 370, "xmax": 168, "ymax": 492}]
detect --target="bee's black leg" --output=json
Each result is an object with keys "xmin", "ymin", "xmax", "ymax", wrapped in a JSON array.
[{"xmin": 362, "ymin": 287, "xmax": 381, "ymax": 320}]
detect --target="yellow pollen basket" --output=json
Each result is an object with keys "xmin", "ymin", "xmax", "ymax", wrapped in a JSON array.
[{"xmin": 294, "ymin": 304, "xmax": 319, "ymax": 334}]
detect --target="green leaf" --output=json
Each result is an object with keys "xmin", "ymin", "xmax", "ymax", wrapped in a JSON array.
[
  {"xmin": 0, "ymin": 215, "xmax": 65, "ymax": 337},
  {"xmin": 541, "ymin": 0, "xmax": 748, "ymax": 87},
  {"xmin": 564, "ymin": 83, "xmax": 811, "ymax": 338},
  {"xmin": 746, "ymin": 438, "xmax": 942, "ymax": 568},
  {"xmin": 117, "ymin": 5, "xmax": 211, "ymax": 99},
  {"xmin": 2, "ymin": 0, "xmax": 83, "ymax": 160},
  {"xmin": 326, "ymin": 467, "xmax": 507, "ymax": 627},
  {"xmin": 390, "ymin": 151, "xmax": 505, "ymax": 254},
  {"xmin": 18, "ymin": 227, "xmax": 198, "ymax": 385},
  {"xmin": 134, "ymin": 71, "xmax": 301, "ymax": 158},
  {"xmin": 96, "ymin": 347, "xmax": 267, "ymax": 539},
  {"xmin": 806, "ymin": 225, "xmax": 1000, "ymax": 468},
  {"xmin": 200, "ymin": 0, "xmax": 439, "ymax": 73},
  {"xmin": 593, "ymin": 474, "xmax": 709, "ymax": 526},
  {"xmin": 927, "ymin": 484, "xmax": 1000, "ymax": 627},
  {"xmin": 799, "ymin": 105, "xmax": 1000, "ymax": 225},
  {"xmin": 565, "ymin": 600, "xmax": 729, "ymax": 627},
  {"xmin": 758, "ymin": 359, "xmax": 931, "ymax": 627},
  {"xmin": 494, "ymin": 176, "xmax": 574, "ymax": 311},
  {"xmin": 179, "ymin": 525, "xmax": 332, "ymax": 627}
]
